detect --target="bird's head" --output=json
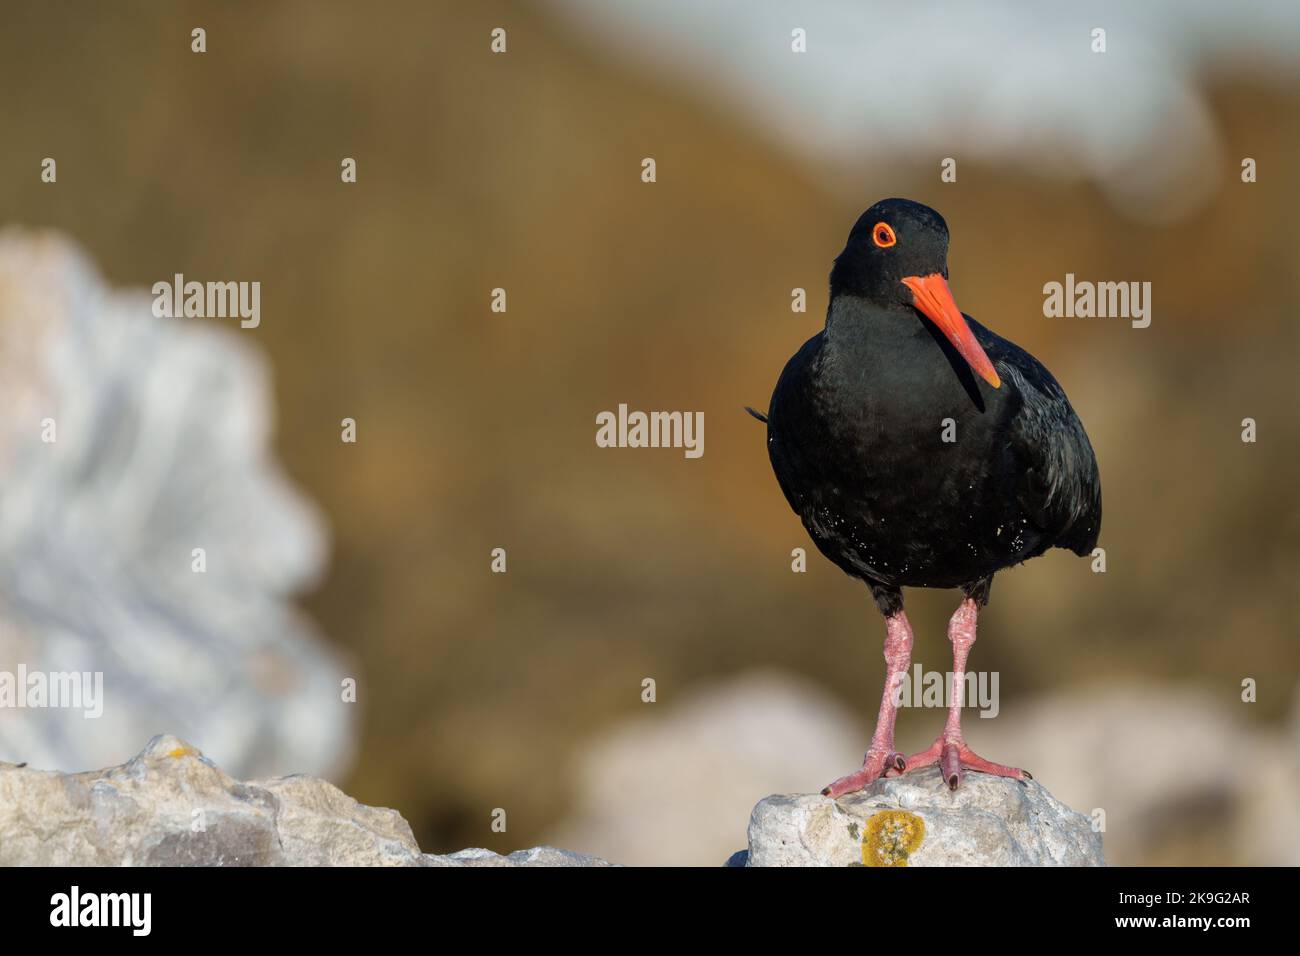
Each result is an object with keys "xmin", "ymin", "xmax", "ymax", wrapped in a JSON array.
[{"xmin": 830, "ymin": 198, "xmax": 1000, "ymax": 388}]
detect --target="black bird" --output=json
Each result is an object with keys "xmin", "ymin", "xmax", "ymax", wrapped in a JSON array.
[{"xmin": 759, "ymin": 198, "xmax": 1100, "ymax": 795}]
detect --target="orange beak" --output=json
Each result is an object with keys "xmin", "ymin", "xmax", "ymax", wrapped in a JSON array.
[{"xmin": 901, "ymin": 273, "xmax": 1001, "ymax": 389}]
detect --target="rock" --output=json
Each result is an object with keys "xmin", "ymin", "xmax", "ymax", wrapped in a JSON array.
[
  {"xmin": 0, "ymin": 232, "xmax": 352, "ymax": 781},
  {"xmin": 425, "ymin": 846, "xmax": 612, "ymax": 867},
  {"xmin": 746, "ymin": 767, "xmax": 1104, "ymax": 867},
  {"xmin": 547, "ymin": 670, "xmax": 1296, "ymax": 866},
  {"xmin": 0, "ymin": 735, "xmax": 611, "ymax": 867}
]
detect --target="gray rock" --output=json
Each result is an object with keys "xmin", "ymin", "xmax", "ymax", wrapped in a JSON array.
[
  {"xmin": 746, "ymin": 767, "xmax": 1105, "ymax": 867},
  {"xmin": 0, "ymin": 735, "xmax": 611, "ymax": 867}
]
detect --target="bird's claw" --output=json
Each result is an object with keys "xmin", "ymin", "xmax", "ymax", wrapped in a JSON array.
[
  {"xmin": 904, "ymin": 736, "xmax": 1029, "ymax": 790},
  {"xmin": 821, "ymin": 746, "xmax": 907, "ymax": 797}
]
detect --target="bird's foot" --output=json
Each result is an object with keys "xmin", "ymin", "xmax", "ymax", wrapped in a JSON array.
[
  {"xmin": 821, "ymin": 745, "xmax": 907, "ymax": 798},
  {"xmin": 904, "ymin": 735, "xmax": 1031, "ymax": 790}
]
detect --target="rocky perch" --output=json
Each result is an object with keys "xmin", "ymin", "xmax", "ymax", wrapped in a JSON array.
[
  {"xmin": 739, "ymin": 768, "xmax": 1105, "ymax": 866},
  {"xmin": 0, "ymin": 735, "xmax": 610, "ymax": 867},
  {"xmin": 0, "ymin": 735, "xmax": 1102, "ymax": 866}
]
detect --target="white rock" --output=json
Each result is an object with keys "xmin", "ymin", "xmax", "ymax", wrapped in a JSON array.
[
  {"xmin": 0, "ymin": 735, "xmax": 610, "ymax": 867},
  {"xmin": 0, "ymin": 231, "xmax": 352, "ymax": 781},
  {"xmin": 425, "ymin": 846, "xmax": 612, "ymax": 867},
  {"xmin": 745, "ymin": 768, "xmax": 1104, "ymax": 867}
]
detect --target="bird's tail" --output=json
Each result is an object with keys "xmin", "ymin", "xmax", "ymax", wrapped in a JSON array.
[{"xmin": 744, "ymin": 406, "xmax": 768, "ymax": 424}]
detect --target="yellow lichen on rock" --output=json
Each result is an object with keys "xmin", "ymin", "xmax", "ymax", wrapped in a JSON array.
[{"xmin": 862, "ymin": 809, "xmax": 925, "ymax": 867}]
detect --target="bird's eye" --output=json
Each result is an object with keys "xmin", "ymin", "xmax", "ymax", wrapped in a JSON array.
[{"xmin": 872, "ymin": 222, "xmax": 897, "ymax": 248}]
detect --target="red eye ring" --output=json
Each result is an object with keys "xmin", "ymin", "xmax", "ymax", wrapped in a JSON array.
[{"xmin": 872, "ymin": 222, "xmax": 897, "ymax": 248}]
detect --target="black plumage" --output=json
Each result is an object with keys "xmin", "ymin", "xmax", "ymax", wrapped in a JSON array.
[{"xmin": 764, "ymin": 199, "xmax": 1100, "ymax": 616}]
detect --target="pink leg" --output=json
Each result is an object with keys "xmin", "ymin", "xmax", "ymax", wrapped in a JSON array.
[
  {"xmin": 904, "ymin": 599, "xmax": 1030, "ymax": 789},
  {"xmin": 822, "ymin": 611, "xmax": 913, "ymax": 798}
]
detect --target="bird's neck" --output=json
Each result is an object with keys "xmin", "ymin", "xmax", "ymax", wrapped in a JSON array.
[{"xmin": 824, "ymin": 294, "xmax": 918, "ymax": 357}]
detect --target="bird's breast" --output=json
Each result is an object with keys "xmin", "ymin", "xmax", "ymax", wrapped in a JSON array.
[{"xmin": 773, "ymin": 333, "xmax": 1037, "ymax": 587}]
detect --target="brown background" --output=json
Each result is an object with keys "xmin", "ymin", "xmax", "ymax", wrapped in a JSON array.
[{"xmin": 2, "ymin": 1, "xmax": 1297, "ymax": 863}]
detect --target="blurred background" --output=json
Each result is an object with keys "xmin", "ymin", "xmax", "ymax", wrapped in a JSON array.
[{"xmin": 0, "ymin": 0, "xmax": 1297, "ymax": 866}]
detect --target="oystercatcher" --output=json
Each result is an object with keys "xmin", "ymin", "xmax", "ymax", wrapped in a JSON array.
[{"xmin": 753, "ymin": 198, "xmax": 1100, "ymax": 795}]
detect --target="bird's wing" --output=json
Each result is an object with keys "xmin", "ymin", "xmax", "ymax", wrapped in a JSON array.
[
  {"xmin": 973, "ymin": 320, "xmax": 1102, "ymax": 556},
  {"xmin": 765, "ymin": 334, "xmax": 822, "ymax": 515}
]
